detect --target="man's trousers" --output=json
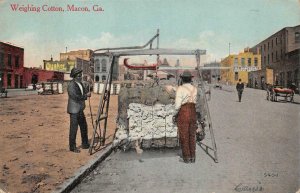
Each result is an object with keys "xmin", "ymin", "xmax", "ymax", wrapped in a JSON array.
[
  {"xmin": 238, "ymin": 90, "xmax": 243, "ymax": 102},
  {"xmin": 177, "ymin": 103, "xmax": 197, "ymax": 161},
  {"xmin": 69, "ymin": 110, "xmax": 89, "ymax": 150}
]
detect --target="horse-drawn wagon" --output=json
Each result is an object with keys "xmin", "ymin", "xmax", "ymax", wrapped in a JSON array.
[{"xmin": 266, "ymin": 85, "xmax": 294, "ymax": 102}]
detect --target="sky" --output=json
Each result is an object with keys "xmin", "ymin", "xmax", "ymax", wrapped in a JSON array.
[{"xmin": 0, "ymin": 0, "xmax": 299, "ymax": 67}]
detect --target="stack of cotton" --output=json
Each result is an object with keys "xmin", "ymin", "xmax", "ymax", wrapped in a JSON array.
[{"xmin": 114, "ymin": 102, "xmax": 179, "ymax": 148}]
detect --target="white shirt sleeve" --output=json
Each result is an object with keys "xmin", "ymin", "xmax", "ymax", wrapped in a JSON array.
[{"xmin": 175, "ymin": 86, "xmax": 182, "ymax": 111}]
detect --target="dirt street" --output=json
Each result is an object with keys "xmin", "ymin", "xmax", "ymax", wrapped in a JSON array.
[{"xmin": 0, "ymin": 93, "xmax": 118, "ymax": 193}]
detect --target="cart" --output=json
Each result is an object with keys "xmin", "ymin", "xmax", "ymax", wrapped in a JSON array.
[{"xmin": 267, "ymin": 85, "xmax": 294, "ymax": 102}]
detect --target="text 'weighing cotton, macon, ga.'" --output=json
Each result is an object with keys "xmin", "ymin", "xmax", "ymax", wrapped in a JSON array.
[{"xmin": 10, "ymin": 4, "xmax": 104, "ymax": 13}]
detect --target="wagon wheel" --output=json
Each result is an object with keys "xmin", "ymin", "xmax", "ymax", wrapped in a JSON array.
[{"xmin": 284, "ymin": 94, "xmax": 288, "ymax": 102}]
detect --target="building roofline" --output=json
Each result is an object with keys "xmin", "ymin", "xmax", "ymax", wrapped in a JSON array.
[
  {"xmin": 0, "ymin": 41, "xmax": 24, "ymax": 49},
  {"xmin": 251, "ymin": 24, "xmax": 300, "ymax": 48}
]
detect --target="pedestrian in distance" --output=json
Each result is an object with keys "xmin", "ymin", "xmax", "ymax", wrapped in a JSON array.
[
  {"xmin": 174, "ymin": 70, "xmax": 198, "ymax": 163},
  {"xmin": 236, "ymin": 79, "xmax": 244, "ymax": 102},
  {"xmin": 67, "ymin": 68, "xmax": 91, "ymax": 153}
]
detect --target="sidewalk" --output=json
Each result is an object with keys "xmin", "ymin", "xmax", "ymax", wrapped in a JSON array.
[{"xmin": 5, "ymin": 89, "xmax": 38, "ymax": 97}]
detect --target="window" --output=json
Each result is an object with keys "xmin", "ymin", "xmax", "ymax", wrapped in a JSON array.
[
  {"xmin": 95, "ymin": 75, "xmax": 99, "ymax": 82},
  {"xmin": 8, "ymin": 53, "xmax": 12, "ymax": 67},
  {"xmin": 272, "ymin": 40, "xmax": 273, "ymax": 48},
  {"xmin": 267, "ymin": 54, "xmax": 269, "ymax": 65},
  {"xmin": 276, "ymin": 38, "xmax": 278, "ymax": 45},
  {"xmin": 241, "ymin": 58, "xmax": 245, "ymax": 66},
  {"xmin": 15, "ymin": 56, "xmax": 19, "ymax": 68},
  {"xmin": 95, "ymin": 59, "xmax": 100, "ymax": 72},
  {"xmin": 254, "ymin": 58, "xmax": 258, "ymax": 66},
  {"xmin": 247, "ymin": 58, "xmax": 251, "ymax": 66},
  {"xmin": 101, "ymin": 59, "xmax": 107, "ymax": 72},
  {"xmin": 264, "ymin": 56, "xmax": 266, "ymax": 66},
  {"xmin": 295, "ymin": 32, "xmax": 300, "ymax": 43},
  {"xmin": 260, "ymin": 46, "xmax": 263, "ymax": 54},
  {"xmin": 234, "ymin": 58, "xmax": 238, "ymax": 66},
  {"xmin": 102, "ymin": 75, "xmax": 106, "ymax": 81},
  {"xmin": 264, "ymin": 44, "xmax": 266, "ymax": 51},
  {"xmin": 271, "ymin": 53, "xmax": 273, "ymax": 62},
  {"xmin": 0, "ymin": 52, "xmax": 4, "ymax": 68},
  {"xmin": 276, "ymin": 51, "xmax": 278, "ymax": 61}
]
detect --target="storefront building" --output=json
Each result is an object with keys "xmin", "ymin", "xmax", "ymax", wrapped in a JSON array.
[
  {"xmin": 0, "ymin": 42, "xmax": 24, "ymax": 89},
  {"xmin": 250, "ymin": 25, "xmax": 300, "ymax": 87},
  {"xmin": 221, "ymin": 49, "xmax": 261, "ymax": 85}
]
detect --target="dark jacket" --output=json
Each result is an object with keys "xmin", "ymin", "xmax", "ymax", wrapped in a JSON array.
[
  {"xmin": 236, "ymin": 82, "xmax": 244, "ymax": 91},
  {"xmin": 67, "ymin": 80, "xmax": 88, "ymax": 114}
]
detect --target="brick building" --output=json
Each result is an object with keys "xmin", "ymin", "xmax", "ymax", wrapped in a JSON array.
[
  {"xmin": 250, "ymin": 25, "xmax": 300, "ymax": 87},
  {"xmin": 0, "ymin": 41, "xmax": 64, "ymax": 89},
  {"xmin": 23, "ymin": 68, "xmax": 64, "ymax": 87},
  {"xmin": 0, "ymin": 42, "xmax": 24, "ymax": 89}
]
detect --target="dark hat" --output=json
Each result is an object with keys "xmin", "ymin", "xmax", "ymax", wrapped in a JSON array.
[
  {"xmin": 70, "ymin": 68, "xmax": 82, "ymax": 78},
  {"xmin": 180, "ymin": 70, "xmax": 193, "ymax": 78}
]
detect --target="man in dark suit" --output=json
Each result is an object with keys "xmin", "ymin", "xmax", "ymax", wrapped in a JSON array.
[
  {"xmin": 236, "ymin": 79, "xmax": 244, "ymax": 102},
  {"xmin": 67, "ymin": 68, "xmax": 91, "ymax": 153}
]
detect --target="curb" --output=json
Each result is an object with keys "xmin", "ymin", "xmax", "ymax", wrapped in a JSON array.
[{"xmin": 53, "ymin": 144, "xmax": 114, "ymax": 193}]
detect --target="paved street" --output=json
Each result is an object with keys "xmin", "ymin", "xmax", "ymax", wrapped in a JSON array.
[{"xmin": 72, "ymin": 86, "xmax": 299, "ymax": 193}]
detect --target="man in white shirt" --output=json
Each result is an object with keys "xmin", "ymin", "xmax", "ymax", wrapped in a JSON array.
[
  {"xmin": 175, "ymin": 70, "xmax": 198, "ymax": 163},
  {"xmin": 67, "ymin": 68, "xmax": 91, "ymax": 153}
]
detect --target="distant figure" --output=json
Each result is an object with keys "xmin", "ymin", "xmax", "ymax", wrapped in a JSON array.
[
  {"xmin": 236, "ymin": 79, "xmax": 244, "ymax": 102},
  {"xmin": 254, "ymin": 79, "xmax": 258, "ymax": 89},
  {"xmin": 261, "ymin": 78, "xmax": 265, "ymax": 90},
  {"xmin": 174, "ymin": 70, "xmax": 198, "ymax": 163},
  {"xmin": 67, "ymin": 68, "xmax": 91, "ymax": 153}
]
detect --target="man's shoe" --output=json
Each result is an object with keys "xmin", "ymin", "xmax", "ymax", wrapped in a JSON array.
[
  {"xmin": 177, "ymin": 149, "xmax": 183, "ymax": 158},
  {"xmin": 179, "ymin": 158, "xmax": 191, "ymax": 164},
  {"xmin": 70, "ymin": 148, "xmax": 80, "ymax": 153},
  {"xmin": 82, "ymin": 143, "xmax": 90, "ymax": 149},
  {"xmin": 190, "ymin": 158, "xmax": 195, "ymax": 163}
]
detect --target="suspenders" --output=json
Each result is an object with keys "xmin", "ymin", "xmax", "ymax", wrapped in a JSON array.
[{"xmin": 181, "ymin": 85, "xmax": 197, "ymax": 103}]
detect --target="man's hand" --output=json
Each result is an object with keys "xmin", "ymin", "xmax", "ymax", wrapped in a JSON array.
[
  {"xmin": 200, "ymin": 120, "xmax": 206, "ymax": 129},
  {"xmin": 86, "ymin": 92, "xmax": 91, "ymax": 97},
  {"xmin": 172, "ymin": 114, "xmax": 178, "ymax": 124}
]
